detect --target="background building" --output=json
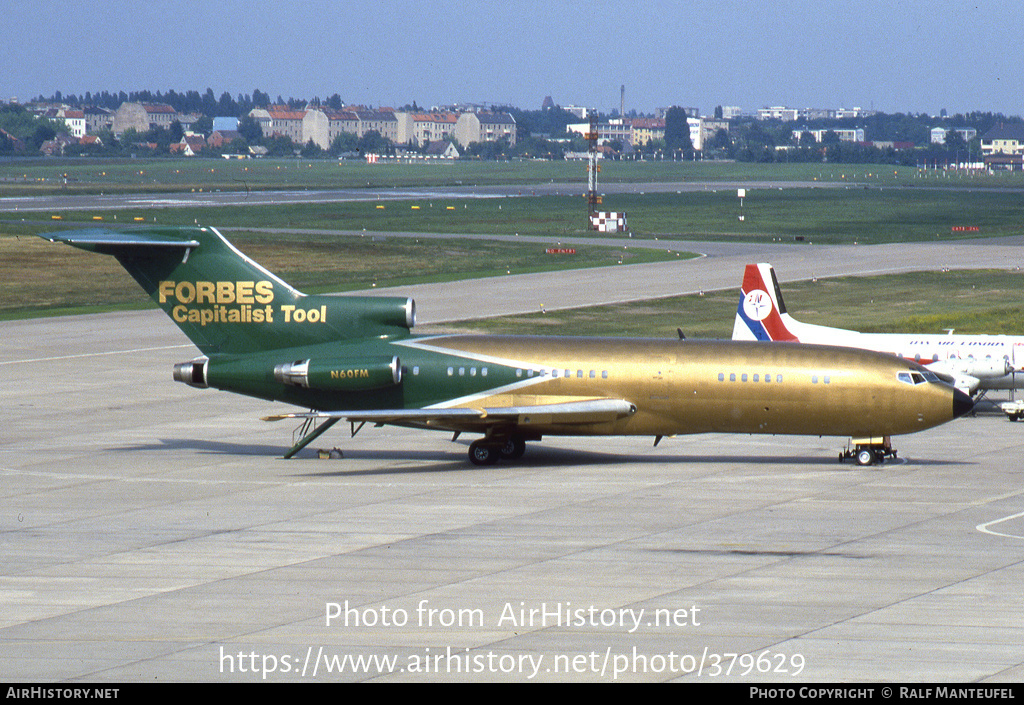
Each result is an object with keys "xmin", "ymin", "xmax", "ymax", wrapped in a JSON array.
[
  {"xmin": 112, "ymin": 102, "xmax": 178, "ymax": 135},
  {"xmin": 454, "ymin": 112, "xmax": 516, "ymax": 147},
  {"xmin": 981, "ymin": 123, "xmax": 1024, "ymax": 170}
]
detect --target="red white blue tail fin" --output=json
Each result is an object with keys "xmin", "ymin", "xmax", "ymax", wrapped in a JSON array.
[{"xmin": 732, "ymin": 264, "xmax": 800, "ymax": 342}]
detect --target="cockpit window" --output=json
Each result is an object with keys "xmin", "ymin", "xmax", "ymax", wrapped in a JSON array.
[{"xmin": 898, "ymin": 371, "xmax": 932, "ymax": 385}]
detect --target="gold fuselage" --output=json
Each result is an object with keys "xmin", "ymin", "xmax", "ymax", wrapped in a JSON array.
[{"xmin": 407, "ymin": 336, "xmax": 960, "ymax": 438}]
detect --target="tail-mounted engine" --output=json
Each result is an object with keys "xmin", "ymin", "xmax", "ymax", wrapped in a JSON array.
[
  {"xmin": 274, "ymin": 356, "xmax": 403, "ymax": 392},
  {"xmin": 174, "ymin": 354, "xmax": 404, "ymax": 394},
  {"xmin": 173, "ymin": 358, "xmax": 209, "ymax": 388}
]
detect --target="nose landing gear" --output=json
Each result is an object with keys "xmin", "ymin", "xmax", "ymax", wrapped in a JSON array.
[{"xmin": 840, "ymin": 436, "xmax": 897, "ymax": 466}]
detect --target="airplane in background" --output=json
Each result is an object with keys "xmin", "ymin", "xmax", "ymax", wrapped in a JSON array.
[
  {"xmin": 733, "ymin": 263, "xmax": 1024, "ymax": 397},
  {"xmin": 43, "ymin": 227, "xmax": 972, "ymax": 466}
]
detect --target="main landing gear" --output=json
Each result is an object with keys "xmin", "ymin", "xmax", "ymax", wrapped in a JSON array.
[
  {"xmin": 839, "ymin": 436, "xmax": 897, "ymax": 466},
  {"xmin": 468, "ymin": 435, "xmax": 528, "ymax": 466}
]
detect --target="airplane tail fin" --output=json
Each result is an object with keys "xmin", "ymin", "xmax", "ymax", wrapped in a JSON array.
[
  {"xmin": 732, "ymin": 263, "xmax": 799, "ymax": 342},
  {"xmin": 42, "ymin": 226, "xmax": 415, "ymax": 355}
]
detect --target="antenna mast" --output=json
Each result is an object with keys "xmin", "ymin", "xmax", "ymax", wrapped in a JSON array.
[{"xmin": 586, "ymin": 111, "xmax": 601, "ymax": 227}]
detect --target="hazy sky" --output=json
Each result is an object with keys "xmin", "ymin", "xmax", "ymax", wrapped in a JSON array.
[{"xmin": 7, "ymin": 0, "xmax": 1021, "ymax": 116}]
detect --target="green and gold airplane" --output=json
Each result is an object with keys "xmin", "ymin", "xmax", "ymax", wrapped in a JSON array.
[{"xmin": 43, "ymin": 226, "xmax": 973, "ymax": 465}]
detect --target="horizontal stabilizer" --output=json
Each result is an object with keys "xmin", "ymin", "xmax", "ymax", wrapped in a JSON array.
[{"xmin": 40, "ymin": 228, "xmax": 201, "ymax": 249}]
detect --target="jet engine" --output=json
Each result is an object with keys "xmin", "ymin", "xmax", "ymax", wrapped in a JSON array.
[
  {"xmin": 173, "ymin": 358, "xmax": 209, "ymax": 388},
  {"xmin": 173, "ymin": 355, "xmax": 404, "ymax": 393},
  {"xmin": 273, "ymin": 356, "xmax": 403, "ymax": 391}
]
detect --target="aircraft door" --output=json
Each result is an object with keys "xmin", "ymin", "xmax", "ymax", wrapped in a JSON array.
[{"xmin": 645, "ymin": 354, "xmax": 675, "ymax": 405}]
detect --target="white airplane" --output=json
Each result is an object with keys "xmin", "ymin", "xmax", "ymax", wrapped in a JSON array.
[{"xmin": 733, "ymin": 263, "xmax": 1024, "ymax": 397}]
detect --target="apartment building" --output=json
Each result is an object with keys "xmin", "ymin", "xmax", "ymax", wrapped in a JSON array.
[
  {"xmin": 930, "ymin": 127, "xmax": 977, "ymax": 144},
  {"xmin": 626, "ymin": 118, "xmax": 665, "ymax": 147},
  {"xmin": 257, "ymin": 106, "xmax": 307, "ymax": 143},
  {"xmin": 791, "ymin": 128, "xmax": 866, "ymax": 143},
  {"xmin": 758, "ymin": 106, "xmax": 800, "ymax": 121},
  {"xmin": 83, "ymin": 106, "xmax": 113, "ymax": 133},
  {"xmin": 981, "ymin": 123, "xmax": 1024, "ymax": 170},
  {"xmin": 302, "ymin": 108, "xmax": 358, "ymax": 149},
  {"xmin": 395, "ymin": 112, "xmax": 458, "ymax": 145},
  {"xmin": 55, "ymin": 108, "xmax": 86, "ymax": 138},
  {"xmin": 353, "ymin": 109, "xmax": 399, "ymax": 142},
  {"xmin": 454, "ymin": 112, "xmax": 516, "ymax": 147},
  {"xmin": 111, "ymin": 102, "xmax": 178, "ymax": 135}
]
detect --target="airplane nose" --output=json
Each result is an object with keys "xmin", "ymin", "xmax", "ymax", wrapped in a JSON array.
[{"xmin": 952, "ymin": 388, "xmax": 974, "ymax": 419}]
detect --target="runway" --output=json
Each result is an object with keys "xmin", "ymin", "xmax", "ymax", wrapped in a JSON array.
[
  {"xmin": 0, "ymin": 180, "xmax": 846, "ymax": 213},
  {"xmin": 3, "ymin": 238, "xmax": 1024, "ymax": 682}
]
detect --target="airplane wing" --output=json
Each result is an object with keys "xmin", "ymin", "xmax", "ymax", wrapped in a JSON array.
[
  {"xmin": 263, "ymin": 397, "xmax": 637, "ymax": 458},
  {"xmin": 263, "ymin": 398, "xmax": 637, "ymax": 429}
]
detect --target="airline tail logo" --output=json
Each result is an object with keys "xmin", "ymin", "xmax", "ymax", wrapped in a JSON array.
[
  {"xmin": 158, "ymin": 279, "xmax": 327, "ymax": 327},
  {"xmin": 734, "ymin": 264, "xmax": 799, "ymax": 342},
  {"xmin": 742, "ymin": 289, "xmax": 773, "ymax": 321}
]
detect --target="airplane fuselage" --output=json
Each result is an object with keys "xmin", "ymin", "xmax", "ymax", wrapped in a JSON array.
[
  {"xmin": 195, "ymin": 334, "xmax": 967, "ymax": 440},
  {"xmin": 780, "ymin": 321, "xmax": 1023, "ymax": 392}
]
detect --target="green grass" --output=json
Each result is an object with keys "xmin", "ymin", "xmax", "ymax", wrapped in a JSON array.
[{"xmin": 447, "ymin": 269, "xmax": 1024, "ymax": 338}]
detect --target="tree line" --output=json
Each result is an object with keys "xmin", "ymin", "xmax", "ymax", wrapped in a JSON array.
[
  {"xmin": 35, "ymin": 88, "xmax": 278, "ymax": 118},
  {"xmin": 8, "ymin": 89, "xmax": 1024, "ymax": 163}
]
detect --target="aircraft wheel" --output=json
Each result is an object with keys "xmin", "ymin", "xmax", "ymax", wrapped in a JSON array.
[
  {"xmin": 856, "ymin": 449, "xmax": 875, "ymax": 466},
  {"xmin": 498, "ymin": 435, "xmax": 527, "ymax": 460},
  {"xmin": 469, "ymin": 440, "xmax": 500, "ymax": 466}
]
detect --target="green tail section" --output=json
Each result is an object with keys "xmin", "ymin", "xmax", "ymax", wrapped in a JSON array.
[{"xmin": 42, "ymin": 226, "xmax": 415, "ymax": 355}]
